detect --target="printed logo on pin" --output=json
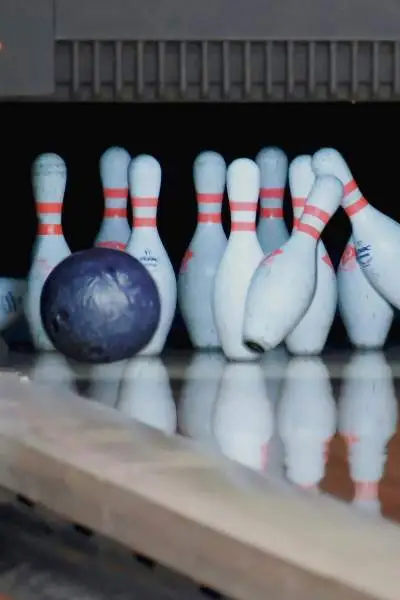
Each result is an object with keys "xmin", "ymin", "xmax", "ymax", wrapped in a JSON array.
[{"xmin": 355, "ymin": 240, "xmax": 372, "ymax": 268}]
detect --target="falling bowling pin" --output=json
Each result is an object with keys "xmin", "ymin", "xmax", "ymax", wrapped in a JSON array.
[
  {"xmin": 243, "ymin": 175, "xmax": 343, "ymax": 353},
  {"xmin": 178, "ymin": 152, "xmax": 227, "ymax": 349},
  {"xmin": 25, "ymin": 153, "xmax": 71, "ymax": 351},
  {"xmin": 312, "ymin": 149, "xmax": 400, "ymax": 312},
  {"xmin": 125, "ymin": 155, "xmax": 177, "ymax": 356},
  {"xmin": 256, "ymin": 147, "xmax": 289, "ymax": 254},
  {"xmin": 285, "ymin": 156, "xmax": 337, "ymax": 355},
  {"xmin": 213, "ymin": 159, "xmax": 264, "ymax": 361},
  {"xmin": 95, "ymin": 146, "xmax": 131, "ymax": 250}
]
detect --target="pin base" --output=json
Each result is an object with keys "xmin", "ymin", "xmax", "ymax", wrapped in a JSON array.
[{"xmin": 243, "ymin": 340, "xmax": 265, "ymax": 354}]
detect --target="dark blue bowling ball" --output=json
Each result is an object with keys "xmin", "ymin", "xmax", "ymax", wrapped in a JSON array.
[{"xmin": 41, "ymin": 248, "xmax": 161, "ymax": 363}]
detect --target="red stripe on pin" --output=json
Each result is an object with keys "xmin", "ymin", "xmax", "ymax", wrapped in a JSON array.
[
  {"xmin": 37, "ymin": 202, "xmax": 62, "ymax": 214},
  {"xmin": 260, "ymin": 187, "xmax": 284, "ymax": 198},
  {"xmin": 104, "ymin": 208, "xmax": 127, "ymax": 218},
  {"xmin": 97, "ymin": 241, "xmax": 126, "ymax": 250},
  {"xmin": 296, "ymin": 222, "xmax": 320, "ymax": 239},
  {"xmin": 231, "ymin": 222, "xmax": 256, "ymax": 231},
  {"xmin": 260, "ymin": 208, "xmax": 283, "ymax": 218},
  {"xmin": 104, "ymin": 187, "xmax": 128, "ymax": 198},
  {"xmin": 197, "ymin": 193, "xmax": 223, "ymax": 203},
  {"xmin": 198, "ymin": 214, "xmax": 221, "ymax": 223},
  {"xmin": 38, "ymin": 223, "xmax": 63, "ymax": 235},
  {"xmin": 292, "ymin": 196, "xmax": 306, "ymax": 207},
  {"xmin": 133, "ymin": 217, "xmax": 156, "ymax": 227},
  {"xmin": 230, "ymin": 202, "xmax": 258, "ymax": 211},
  {"xmin": 345, "ymin": 197, "xmax": 368, "ymax": 217},
  {"xmin": 303, "ymin": 204, "xmax": 330, "ymax": 223},
  {"xmin": 344, "ymin": 179, "xmax": 357, "ymax": 196},
  {"xmin": 131, "ymin": 196, "xmax": 158, "ymax": 207}
]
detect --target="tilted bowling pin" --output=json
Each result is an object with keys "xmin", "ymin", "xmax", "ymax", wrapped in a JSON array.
[
  {"xmin": 212, "ymin": 362, "xmax": 274, "ymax": 471},
  {"xmin": 125, "ymin": 155, "xmax": 177, "ymax": 356},
  {"xmin": 243, "ymin": 175, "xmax": 343, "ymax": 353},
  {"xmin": 117, "ymin": 357, "xmax": 177, "ymax": 435},
  {"xmin": 95, "ymin": 146, "xmax": 131, "ymax": 250},
  {"xmin": 285, "ymin": 156, "xmax": 337, "ymax": 355},
  {"xmin": 213, "ymin": 159, "xmax": 264, "ymax": 361},
  {"xmin": 277, "ymin": 356, "xmax": 336, "ymax": 489},
  {"xmin": 312, "ymin": 148, "xmax": 393, "ymax": 349},
  {"xmin": 25, "ymin": 153, "xmax": 71, "ymax": 351},
  {"xmin": 339, "ymin": 351, "xmax": 397, "ymax": 516},
  {"xmin": 256, "ymin": 147, "xmax": 289, "ymax": 254},
  {"xmin": 178, "ymin": 152, "xmax": 227, "ymax": 349},
  {"xmin": 313, "ymin": 149, "xmax": 400, "ymax": 313}
]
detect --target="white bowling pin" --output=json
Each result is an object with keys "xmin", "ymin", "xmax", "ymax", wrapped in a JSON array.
[
  {"xmin": 178, "ymin": 152, "xmax": 227, "ymax": 349},
  {"xmin": 313, "ymin": 149, "xmax": 399, "ymax": 319},
  {"xmin": 95, "ymin": 146, "xmax": 131, "ymax": 251},
  {"xmin": 339, "ymin": 351, "xmax": 398, "ymax": 516},
  {"xmin": 256, "ymin": 147, "xmax": 289, "ymax": 254},
  {"xmin": 125, "ymin": 155, "xmax": 177, "ymax": 356},
  {"xmin": 0, "ymin": 278, "xmax": 26, "ymax": 331},
  {"xmin": 213, "ymin": 159, "xmax": 264, "ymax": 361},
  {"xmin": 244, "ymin": 175, "xmax": 343, "ymax": 353},
  {"xmin": 24, "ymin": 153, "xmax": 71, "ymax": 351},
  {"xmin": 213, "ymin": 362, "xmax": 274, "ymax": 471},
  {"xmin": 86, "ymin": 360, "xmax": 127, "ymax": 408},
  {"xmin": 285, "ymin": 156, "xmax": 337, "ymax": 355},
  {"xmin": 28, "ymin": 352, "xmax": 77, "ymax": 397},
  {"xmin": 178, "ymin": 352, "xmax": 225, "ymax": 450},
  {"xmin": 277, "ymin": 357, "xmax": 337, "ymax": 489},
  {"xmin": 117, "ymin": 357, "xmax": 177, "ymax": 435}
]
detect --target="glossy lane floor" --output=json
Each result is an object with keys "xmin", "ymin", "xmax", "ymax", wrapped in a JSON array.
[{"xmin": 6, "ymin": 347, "xmax": 400, "ymax": 524}]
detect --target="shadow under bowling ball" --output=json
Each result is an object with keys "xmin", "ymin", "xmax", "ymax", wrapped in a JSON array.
[{"xmin": 40, "ymin": 248, "xmax": 161, "ymax": 364}]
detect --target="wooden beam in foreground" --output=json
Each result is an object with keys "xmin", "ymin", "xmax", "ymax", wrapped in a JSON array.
[{"xmin": 0, "ymin": 372, "xmax": 397, "ymax": 600}]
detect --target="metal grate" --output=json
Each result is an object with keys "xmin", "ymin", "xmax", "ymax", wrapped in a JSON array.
[{"xmin": 54, "ymin": 39, "xmax": 400, "ymax": 102}]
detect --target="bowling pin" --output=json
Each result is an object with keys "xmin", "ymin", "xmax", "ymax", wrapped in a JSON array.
[
  {"xmin": 178, "ymin": 152, "xmax": 227, "ymax": 349},
  {"xmin": 256, "ymin": 147, "xmax": 289, "ymax": 254},
  {"xmin": 339, "ymin": 351, "xmax": 397, "ymax": 516},
  {"xmin": 244, "ymin": 175, "xmax": 343, "ymax": 353},
  {"xmin": 212, "ymin": 362, "xmax": 274, "ymax": 471},
  {"xmin": 213, "ymin": 159, "xmax": 264, "ymax": 361},
  {"xmin": 178, "ymin": 352, "xmax": 225, "ymax": 450},
  {"xmin": 285, "ymin": 156, "xmax": 337, "ymax": 355},
  {"xmin": 24, "ymin": 153, "xmax": 71, "ymax": 351},
  {"xmin": 125, "ymin": 155, "xmax": 177, "ymax": 356},
  {"xmin": 312, "ymin": 148, "xmax": 393, "ymax": 349},
  {"xmin": 95, "ymin": 147, "xmax": 131, "ymax": 250},
  {"xmin": 313, "ymin": 148, "xmax": 400, "ymax": 307},
  {"xmin": 0, "ymin": 278, "xmax": 26, "ymax": 331},
  {"xmin": 277, "ymin": 357, "xmax": 337, "ymax": 489},
  {"xmin": 117, "ymin": 357, "xmax": 177, "ymax": 435}
]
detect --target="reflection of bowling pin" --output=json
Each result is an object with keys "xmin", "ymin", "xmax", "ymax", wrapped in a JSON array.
[
  {"xmin": 213, "ymin": 159, "xmax": 263, "ymax": 361},
  {"xmin": 95, "ymin": 147, "xmax": 131, "ymax": 251},
  {"xmin": 285, "ymin": 156, "xmax": 337, "ymax": 355},
  {"xmin": 213, "ymin": 363, "xmax": 274, "ymax": 471},
  {"xmin": 178, "ymin": 352, "xmax": 225, "ymax": 450},
  {"xmin": 244, "ymin": 175, "xmax": 343, "ymax": 353},
  {"xmin": 178, "ymin": 152, "xmax": 227, "ymax": 349},
  {"xmin": 256, "ymin": 147, "xmax": 289, "ymax": 254},
  {"xmin": 277, "ymin": 357, "xmax": 337, "ymax": 489},
  {"xmin": 312, "ymin": 148, "xmax": 393, "ymax": 349},
  {"xmin": 117, "ymin": 357, "xmax": 177, "ymax": 435},
  {"xmin": 25, "ymin": 154, "xmax": 71, "ymax": 351},
  {"xmin": 125, "ymin": 155, "xmax": 177, "ymax": 356},
  {"xmin": 262, "ymin": 346, "xmax": 289, "ymax": 478},
  {"xmin": 28, "ymin": 353, "xmax": 77, "ymax": 396},
  {"xmin": 86, "ymin": 360, "xmax": 127, "ymax": 408},
  {"xmin": 339, "ymin": 351, "xmax": 398, "ymax": 516}
]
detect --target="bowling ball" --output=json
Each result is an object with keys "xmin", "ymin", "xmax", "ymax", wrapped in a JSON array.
[{"xmin": 40, "ymin": 248, "xmax": 160, "ymax": 363}]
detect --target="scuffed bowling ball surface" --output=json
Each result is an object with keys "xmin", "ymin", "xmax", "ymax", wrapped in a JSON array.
[{"xmin": 41, "ymin": 248, "xmax": 160, "ymax": 363}]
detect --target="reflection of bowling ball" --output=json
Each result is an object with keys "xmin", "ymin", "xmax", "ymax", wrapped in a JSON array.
[{"xmin": 41, "ymin": 248, "xmax": 160, "ymax": 363}]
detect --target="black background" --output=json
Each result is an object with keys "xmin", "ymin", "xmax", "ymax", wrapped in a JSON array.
[{"xmin": 3, "ymin": 102, "xmax": 400, "ymax": 349}]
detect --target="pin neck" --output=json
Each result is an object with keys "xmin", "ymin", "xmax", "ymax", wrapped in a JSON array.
[
  {"xmin": 104, "ymin": 207, "xmax": 127, "ymax": 219},
  {"xmin": 259, "ymin": 187, "xmax": 284, "ymax": 219},
  {"xmin": 196, "ymin": 192, "xmax": 223, "ymax": 224},
  {"xmin": 230, "ymin": 201, "xmax": 257, "ymax": 232},
  {"xmin": 342, "ymin": 179, "xmax": 369, "ymax": 217},
  {"xmin": 295, "ymin": 204, "xmax": 330, "ymax": 240},
  {"xmin": 97, "ymin": 241, "xmax": 127, "ymax": 251},
  {"xmin": 36, "ymin": 202, "xmax": 63, "ymax": 229},
  {"xmin": 131, "ymin": 196, "xmax": 158, "ymax": 228}
]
